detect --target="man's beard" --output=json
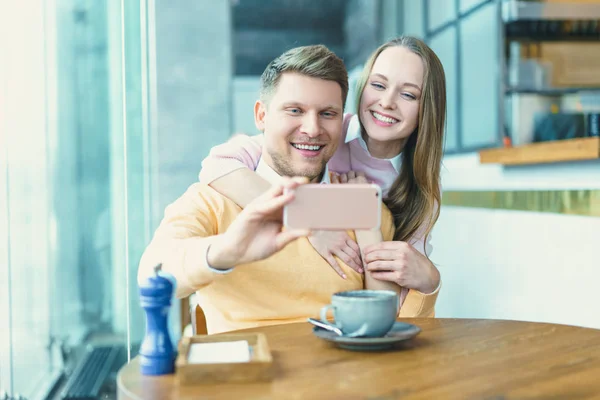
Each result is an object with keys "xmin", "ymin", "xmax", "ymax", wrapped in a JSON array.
[{"xmin": 268, "ymin": 149, "xmax": 325, "ymax": 182}]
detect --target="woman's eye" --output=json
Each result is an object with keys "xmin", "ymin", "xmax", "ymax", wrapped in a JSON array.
[
  {"xmin": 370, "ymin": 82, "xmax": 385, "ymax": 90},
  {"xmin": 402, "ymin": 93, "xmax": 417, "ymax": 100}
]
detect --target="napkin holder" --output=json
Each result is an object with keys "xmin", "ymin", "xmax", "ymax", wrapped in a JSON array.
[{"xmin": 176, "ymin": 333, "xmax": 274, "ymax": 385}]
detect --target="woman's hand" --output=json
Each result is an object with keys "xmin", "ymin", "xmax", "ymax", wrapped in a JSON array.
[
  {"xmin": 362, "ymin": 241, "xmax": 440, "ymax": 294},
  {"xmin": 308, "ymin": 231, "xmax": 363, "ymax": 279},
  {"xmin": 331, "ymin": 171, "xmax": 369, "ymax": 184}
]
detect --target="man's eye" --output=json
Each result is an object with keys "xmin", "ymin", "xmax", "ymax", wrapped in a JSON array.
[
  {"xmin": 287, "ymin": 108, "xmax": 301, "ymax": 114},
  {"xmin": 322, "ymin": 111, "xmax": 336, "ymax": 117}
]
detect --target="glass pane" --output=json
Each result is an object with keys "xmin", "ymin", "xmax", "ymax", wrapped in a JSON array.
[
  {"xmin": 460, "ymin": 0, "xmax": 487, "ymax": 14},
  {"xmin": 0, "ymin": 79, "xmax": 11, "ymax": 397},
  {"xmin": 0, "ymin": 2, "xmax": 54, "ymax": 397},
  {"xmin": 51, "ymin": 0, "xmax": 114, "ymax": 341},
  {"xmin": 50, "ymin": 0, "xmax": 122, "ymax": 367},
  {"xmin": 430, "ymin": 27, "xmax": 459, "ymax": 152},
  {"xmin": 460, "ymin": 2, "xmax": 500, "ymax": 149},
  {"xmin": 0, "ymin": 5, "xmax": 12, "ymax": 390},
  {"xmin": 427, "ymin": 0, "xmax": 457, "ymax": 32},
  {"xmin": 0, "ymin": 0, "xmax": 155, "ymax": 397}
]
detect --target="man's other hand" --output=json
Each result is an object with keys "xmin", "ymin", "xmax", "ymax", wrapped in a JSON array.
[{"xmin": 207, "ymin": 177, "xmax": 310, "ymax": 269}]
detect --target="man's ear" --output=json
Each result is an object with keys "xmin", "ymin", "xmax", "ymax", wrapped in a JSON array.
[{"xmin": 254, "ymin": 100, "xmax": 267, "ymax": 132}]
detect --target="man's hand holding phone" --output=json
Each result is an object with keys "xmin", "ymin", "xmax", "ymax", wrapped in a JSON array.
[{"xmin": 207, "ymin": 177, "xmax": 310, "ymax": 270}]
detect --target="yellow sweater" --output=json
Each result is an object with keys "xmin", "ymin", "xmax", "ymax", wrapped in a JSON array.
[{"xmin": 138, "ymin": 183, "xmax": 439, "ymax": 334}]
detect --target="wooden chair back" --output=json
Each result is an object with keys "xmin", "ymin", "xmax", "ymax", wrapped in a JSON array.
[{"xmin": 192, "ymin": 304, "xmax": 208, "ymax": 335}]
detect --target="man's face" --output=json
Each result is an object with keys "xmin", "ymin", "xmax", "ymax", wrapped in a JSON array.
[{"xmin": 254, "ymin": 72, "xmax": 344, "ymax": 182}]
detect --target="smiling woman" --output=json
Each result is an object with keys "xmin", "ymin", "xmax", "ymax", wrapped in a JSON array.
[
  {"xmin": 359, "ymin": 49, "xmax": 423, "ymax": 159},
  {"xmin": 352, "ymin": 36, "xmax": 446, "ymax": 248}
]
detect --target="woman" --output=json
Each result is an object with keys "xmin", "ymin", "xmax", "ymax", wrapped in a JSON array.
[{"xmin": 199, "ymin": 36, "xmax": 446, "ymax": 316}]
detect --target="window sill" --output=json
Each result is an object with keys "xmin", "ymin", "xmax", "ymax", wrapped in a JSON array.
[{"xmin": 479, "ymin": 137, "xmax": 600, "ymax": 166}]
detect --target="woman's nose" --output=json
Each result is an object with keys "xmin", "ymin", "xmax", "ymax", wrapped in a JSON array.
[{"xmin": 379, "ymin": 90, "xmax": 396, "ymax": 110}]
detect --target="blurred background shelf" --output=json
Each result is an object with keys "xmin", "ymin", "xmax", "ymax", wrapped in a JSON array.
[
  {"xmin": 505, "ymin": 87, "xmax": 600, "ymax": 95},
  {"xmin": 503, "ymin": 0, "xmax": 600, "ymax": 22},
  {"xmin": 479, "ymin": 137, "xmax": 600, "ymax": 165}
]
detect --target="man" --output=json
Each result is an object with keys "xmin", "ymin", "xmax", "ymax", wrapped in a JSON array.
[{"xmin": 139, "ymin": 45, "xmax": 416, "ymax": 334}]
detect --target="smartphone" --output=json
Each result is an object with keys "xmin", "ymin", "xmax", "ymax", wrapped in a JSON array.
[{"xmin": 283, "ymin": 184, "xmax": 382, "ymax": 230}]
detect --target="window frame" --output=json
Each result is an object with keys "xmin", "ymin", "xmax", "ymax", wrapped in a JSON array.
[{"xmin": 423, "ymin": 0, "xmax": 503, "ymax": 154}]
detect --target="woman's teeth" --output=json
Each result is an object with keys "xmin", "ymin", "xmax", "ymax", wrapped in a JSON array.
[
  {"xmin": 292, "ymin": 144, "xmax": 322, "ymax": 151},
  {"xmin": 371, "ymin": 111, "xmax": 399, "ymax": 124}
]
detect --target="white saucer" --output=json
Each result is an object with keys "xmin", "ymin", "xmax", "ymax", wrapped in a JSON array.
[{"xmin": 312, "ymin": 321, "xmax": 421, "ymax": 351}]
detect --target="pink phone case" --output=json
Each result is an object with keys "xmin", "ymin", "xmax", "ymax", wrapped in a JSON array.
[{"xmin": 283, "ymin": 184, "xmax": 382, "ymax": 230}]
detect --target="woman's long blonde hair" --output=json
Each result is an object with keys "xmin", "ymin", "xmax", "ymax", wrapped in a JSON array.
[{"xmin": 354, "ymin": 36, "xmax": 446, "ymax": 250}]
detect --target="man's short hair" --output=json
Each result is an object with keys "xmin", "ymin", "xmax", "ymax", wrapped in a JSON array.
[{"xmin": 259, "ymin": 45, "xmax": 348, "ymax": 109}]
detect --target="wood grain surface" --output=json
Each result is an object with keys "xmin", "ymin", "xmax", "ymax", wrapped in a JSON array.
[{"xmin": 117, "ymin": 318, "xmax": 600, "ymax": 400}]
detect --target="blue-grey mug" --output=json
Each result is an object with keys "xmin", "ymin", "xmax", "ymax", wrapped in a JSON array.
[{"xmin": 319, "ymin": 290, "xmax": 399, "ymax": 337}]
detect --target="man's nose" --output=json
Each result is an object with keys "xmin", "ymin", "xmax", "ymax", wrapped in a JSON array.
[
  {"xmin": 379, "ymin": 90, "xmax": 397, "ymax": 110},
  {"xmin": 300, "ymin": 113, "xmax": 321, "ymax": 137}
]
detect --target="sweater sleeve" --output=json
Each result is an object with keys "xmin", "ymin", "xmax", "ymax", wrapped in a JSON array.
[
  {"xmin": 199, "ymin": 134, "xmax": 264, "ymax": 184},
  {"xmin": 138, "ymin": 183, "xmax": 230, "ymax": 299},
  {"xmin": 398, "ymin": 283, "xmax": 440, "ymax": 318}
]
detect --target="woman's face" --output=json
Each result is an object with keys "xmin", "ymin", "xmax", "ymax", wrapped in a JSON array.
[{"xmin": 359, "ymin": 46, "xmax": 424, "ymax": 150}]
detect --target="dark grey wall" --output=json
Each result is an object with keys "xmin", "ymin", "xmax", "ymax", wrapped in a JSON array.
[
  {"xmin": 344, "ymin": 0, "xmax": 382, "ymax": 69},
  {"xmin": 155, "ymin": 1, "xmax": 233, "ymax": 211},
  {"xmin": 232, "ymin": 0, "xmax": 346, "ymax": 75}
]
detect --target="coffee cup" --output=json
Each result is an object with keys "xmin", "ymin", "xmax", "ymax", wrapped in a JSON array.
[{"xmin": 319, "ymin": 290, "xmax": 399, "ymax": 337}]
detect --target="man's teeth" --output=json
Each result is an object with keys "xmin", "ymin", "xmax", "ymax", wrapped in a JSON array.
[
  {"xmin": 372, "ymin": 111, "xmax": 398, "ymax": 124},
  {"xmin": 293, "ymin": 144, "xmax": 322, "ymax": 151}
]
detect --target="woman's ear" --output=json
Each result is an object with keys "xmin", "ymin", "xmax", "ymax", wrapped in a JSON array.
[{"xmin": 254, "ymin": 100, "xmax": 267, "ymax": 132}]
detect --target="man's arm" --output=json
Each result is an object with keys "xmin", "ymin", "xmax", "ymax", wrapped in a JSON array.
[
  {"xmin": 139, "ymin": 179, "xmax": 310, "ymax": 299},
  {"xmin": 138, "ymin": 184, "xmax": 231, "ymax": 299}
]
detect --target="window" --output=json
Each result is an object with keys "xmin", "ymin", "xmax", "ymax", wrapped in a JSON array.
[
  {"xmin": 406, "ymin": 0, "xmax": 502, "ymax": 153},
  {"xmin": 0, "ymin": 1, "xmax": 161, "ymax": 397},
  {"xmin": 430, "ymin": 26, "xmax": 460, "ymax": 152},
  {"xmin": 459, "ymin": 2, "xmax": 500, "ymax": 149}
]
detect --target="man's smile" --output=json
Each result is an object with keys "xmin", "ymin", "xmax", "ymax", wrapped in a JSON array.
[{"xmin": 290, "ymin": 142, "xmax": 325, "ymax": 157}]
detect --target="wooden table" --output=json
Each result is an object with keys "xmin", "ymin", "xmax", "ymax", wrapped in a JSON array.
[{"xmin": 117, "ymin": 318, "xmax": 600, "ymax": 399}]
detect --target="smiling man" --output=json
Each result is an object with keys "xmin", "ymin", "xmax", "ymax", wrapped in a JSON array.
[
  {"xmin": 254, "ymin": 51, "xmax": 344, "ymax": 183},
  {"xmin": 138, "ymin": 45, "xmax": 396, "ymax": 334}
]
